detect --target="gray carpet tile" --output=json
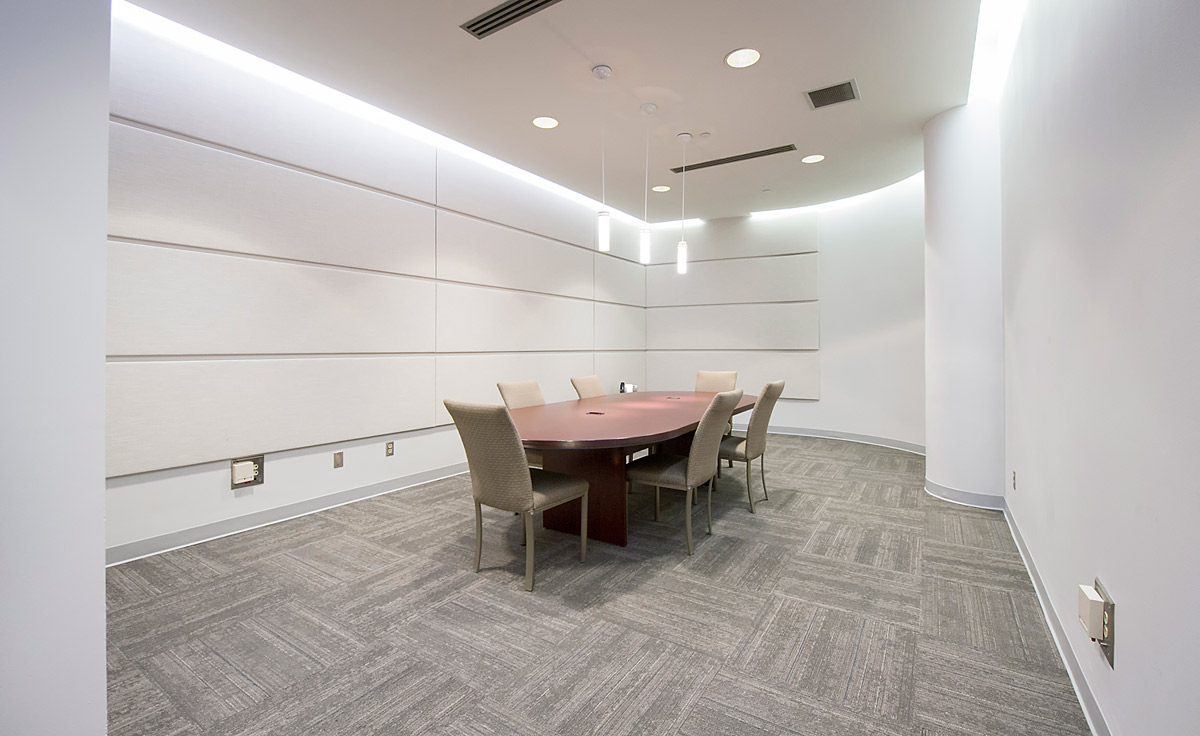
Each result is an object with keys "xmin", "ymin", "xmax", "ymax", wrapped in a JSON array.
[{"xmin": 107, "ymin": 433, "xmax": 1089, "ymax": 735}]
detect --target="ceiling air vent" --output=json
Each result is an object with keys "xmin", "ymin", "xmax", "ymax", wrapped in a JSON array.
[
  {"xmin": 806, "ymin": 79, "xmax": 860, "ymax": 109},
  {"xmin": 461, "ymin": 0, "xmax": 566, "ymax": 39},
  {"xmin": 669, "ymin": 144, "xmax": 797, "ymax": 174}
]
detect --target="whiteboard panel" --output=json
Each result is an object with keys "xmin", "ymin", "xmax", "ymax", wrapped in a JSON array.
[
  {"xmin": 646, "ymin": 303, "xmax": 820, "ymax": 350},
  {"xmin": 646, "ymin": 350, "xmax": 820, "ymax": 400},
  {"xmin": 107, "ymin": 242, "xmax": 435, "ymax": 356},
  {"xmin": 436, "ymin": 283, "xmax": 593, "ymax": 353},
  {"xmin": 594, "ymin": 253, "xmax": 646, "ymax": 306},
  {"xmin": 435, "ymin": 352, "xmax": 594, "ymax": 423},
  {"xmin": 436, "ymin": 211, "xmax": 592, "ymax": 299},
  {"xmin": 646, "ymin": 253, "xmax": 818, "ymax": 306},
  {"xmin": 437, "ymin": 151, "xmax": 594, "ymax": 247},
  {"xmin": 109, "ymin": 19, "xmax": 436, "ymax": 203},
  {"xmin": 595, "ymin": 303, "xmax": 646, "ymax": 351},
  {"xmin": 594, "ymin": 352, "xmax": 647, "ymax": 395},
  {"xmin": 107, "ymin": 357, "xmax": 436, "ymax": 476},
  {"xmin": 647, "ymin": 212, "xmax": 820, "ymax": 264},
  {"xmin": 109, "ymin": 123, "xmax": 436, "ymax": 276}
]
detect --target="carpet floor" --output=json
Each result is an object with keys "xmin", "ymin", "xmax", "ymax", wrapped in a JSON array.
[{"xmin": 107, "ymin": 434, "xmax": 1090, "ymax": 735}]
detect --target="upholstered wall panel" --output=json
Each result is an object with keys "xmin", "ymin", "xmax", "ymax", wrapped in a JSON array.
[
  {"xmin": 594, "ymin": 252, "xmax": 646, "ymax": 306},
  {"xmin": 436, "ymin": 150, "xmax": 595, "ymax": 248},
  {"xmin": 109, "ymin": 20, "xmax": 436, "ymax": 203},
  {"xmin": 435, "ymin": 352, "xmax": 595, "ymax": 423},
  {"xmin": 646, "ymin": 302, "xmax": 820, "ymax": 350},
  {"xmin": 646, "ymin": 253, "xmax": 819, "ymax": 306},
  {"xmin": 436, "ymin": 283, "xmax": 594, "ymax": 353},
  {"xmin": 109, "ymin": 123, "xmax": 436, "ymax": 276},
  {"xmin": 594, "ymin": 302, "xmax": 647, "ymax": 351},
  {"xmin": 647, "ymin": 212, "xmax": 820, "ymax": 264},
  {"xmin": 646, "ymin": 350, "xmax": 820, "ymax": 400},
  {"xmin": 593, "ymin": 352, "xmax": 647, "ymax": 395},
  {"xmin": 107, "ymin": 356, "xmax": 435, "ymax": 477},
  {"xmin": 107, "ymin": 241, "xmax": 435, "ymax": 356},
  {"xmin": 435, "ymin": 210, "xmax": 592, "ymax": 299}
]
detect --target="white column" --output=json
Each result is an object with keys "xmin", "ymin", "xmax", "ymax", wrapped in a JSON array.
[
  {"xmin": 922, "ymin": 103, "xmax": 1005, "ymax": 507},
  {"xmin": 0, "ymin": 1, "xmax": 109, "ymax": 732}
]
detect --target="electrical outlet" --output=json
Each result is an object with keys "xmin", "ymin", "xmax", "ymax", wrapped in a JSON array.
[
  {"xmin": 1094, "ymin": 577, "xmax": 1115, "ymax": 669},
  {"xmin": 385, "ymin": 441, "xmax": 394, "ymax": 457},
  {"xmin": 1012, "ymin": 471, "xmax": 1017, "ymax": 490},
  {"xmin": 333, "ymin": 451, "xmax": 343, "ymax": 469},
  {"xmin": 231, "ymin": 455, "xmax": 264, "ymax": 490}
]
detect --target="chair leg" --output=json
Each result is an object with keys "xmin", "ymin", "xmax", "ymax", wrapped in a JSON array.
[
  {"xmin": 728, "ymin": 459, "xmax": 734, "ymax": 468},
  {"xmin": 579, "ymin": 492, "xmax": 588, "ymax": 563},
  {"xmin": 706, "ymin": 478, "xmax": 713, "ymax": 534},
  {"xmin": 524, "ymin": 513, "xmax": 535, "ymax": 592},
  {"xmin": 684, "ymin": 486, "xmax": 694, "ymax": 555},
  {"xmin": 716, "ymin": 463, "xmax": 722, "ymax": 480},
  {"xmin": 520, "ymin": 512, "xmax": 527, "ymax": 546},
  {"xmin": 746, "ymin": 461, "xmax": 756, "ymax": 514},
  {"xmin": 473, "ymin": 501, "xmax": 483, "ymax": 572},
  {"xmin": 654, "ymin": 486, "xmax": 660, "ymax": 521},
  {"xmin": 760, "ymin": 454, "xmax": 768, "ymax": 500}
]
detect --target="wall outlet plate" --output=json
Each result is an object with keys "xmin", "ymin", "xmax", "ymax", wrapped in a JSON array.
[
  {"xmin": 1094, "ymin": 577, "xmax": 1115, "ymax": 669},
  {"xmin": 385, "ymin": 441, "xmax": 394, "ymax": 457},
  {"xmin": 231, "ymin": 455, "xmax": 264, "ymax": 490},
  {"xmin": 333, "ymin": 451, "xmax": 343, "ymax": 468}
]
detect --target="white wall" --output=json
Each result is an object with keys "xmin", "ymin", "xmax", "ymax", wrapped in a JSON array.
[
  {"xmin": 1001, "ymin": 1, "xmax": 1200, "ymax": 733},
  {"xmin": 106, "ymin": 15, "xmax": 646, "ymax": 559},
  {"xmin": 0, "ymin": 2, "xmax": 109, "ymax": 733},
  {"xmin": 645, "ymin": 176, "xmax": 925, "ymax": 449}
]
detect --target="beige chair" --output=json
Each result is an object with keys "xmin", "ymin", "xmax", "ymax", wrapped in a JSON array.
[
  {"xmin": 444, "ymin": 400, "xmax": 587, "ymax": 591},
  {"xmin": 695, "ymin": 370, "xmax": 738, "ymax": 392},
  {"xmin": 570, "ymin": 375, "xmax": 606, "ymax": 399},
  {"xmin": 624, "ymin": 389, "xmax": 743, "ymax": 555},
  {"xmin": 497, "ymin": 380, "xmax": 545, "ymax": 468},
  {"xmin": 719, "ymin": 380, "xmax": 785, "ymax": 513}
]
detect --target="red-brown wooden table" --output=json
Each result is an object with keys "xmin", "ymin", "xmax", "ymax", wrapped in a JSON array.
[{"xmin": 508, "ymin": 391, "xmax": 756, "ymax": 546}]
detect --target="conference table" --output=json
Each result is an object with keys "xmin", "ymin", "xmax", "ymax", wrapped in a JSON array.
[{"xmin": 508, "ymin": 391, "xmax": 756, "ymax": 546}]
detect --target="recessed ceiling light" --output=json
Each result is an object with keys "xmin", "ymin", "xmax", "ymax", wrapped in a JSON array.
[
  {"xmin": 724, "ymin": 48, "xmax": 761, "ymax": 69},
  {"xmin": 801, "ymin": 154, "xmax": 826, "ymax": 164},
  {"xmin": 532, "ymin": 116, "xmax": 559, "ymax": 129},
  {"xmin": 651, "ymin": 185, "xmax": 671, "ymax": 193}
]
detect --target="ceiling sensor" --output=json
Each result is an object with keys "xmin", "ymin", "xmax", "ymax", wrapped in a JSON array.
[
  {"xmin": 461, "ymin": 0, "xmax": 566, "ymax": 39},
  {"xmin": 640, "ymin": 102, "xmax": 658, "ymax": 116},
  {"xmin": 592, "ymin": 64, "xmax": 613, "ymax": 80},
  {"xmin": 806, "ymin": 79, "xmax": 860, "ymax": 109},
  {"xmin": 669, "ymin": 144, "xmax": 797, "ymax": 173}
]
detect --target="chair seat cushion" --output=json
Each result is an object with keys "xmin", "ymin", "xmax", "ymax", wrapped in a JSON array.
[
  {"xmin": 718, "ymin": 435, "xmax": 749, "ymax": 461},
  {"xmin": 625, "ymin": 453, "xmax": 690, "ymax": 489},
  {"xmin": 529, "ymin": 468, "xmax": 588, "ymax": 510}
]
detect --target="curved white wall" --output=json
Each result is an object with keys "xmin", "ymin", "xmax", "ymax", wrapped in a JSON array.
[{"xmin": 923, "ymin": 103, "xmax": 1005, "ymax": 506}]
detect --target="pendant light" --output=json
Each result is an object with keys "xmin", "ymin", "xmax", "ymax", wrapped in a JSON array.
[
  {"xmin": 676, "ymin": 132, "xmax": 692, "ymax": 274},
  {"xmin": 639, "ymin": 102, "xmax": 657, "ymax": 264},
  {"xmin": 593, "ymin": 65, "xmax": 612, "ymax": 252}
]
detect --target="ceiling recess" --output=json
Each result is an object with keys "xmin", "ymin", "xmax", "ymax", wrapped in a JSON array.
[
  {"xmin": 807, "ymin": 79, "xmax": 860, "ymax": 109},
  {"xmin": 461, "ymin": 0, "xmax": 566, "ymax": 39},
  {"xmin": 669, "ymin": 144, "xmax": 797, "ymax": 174}
]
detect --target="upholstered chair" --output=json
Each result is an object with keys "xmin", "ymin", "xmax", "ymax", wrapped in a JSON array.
[
  {"xmin": 570, "ymin": 375, "xmax": 606, "ymax": 399},
  {"xmin": 444, "ymin": 400, "xmax": 588, "ymax": 591},
  {"xmin": 695, "ymin": 370, "xmax": 737, "ymax": 392},
  {"xmin": 624, "ymin": 390, "xmax": 743, "ymax": 555},
  {"xmin": 718, "ymin": 380, "xmax": 785, "ymax": 513},
  {"xmin": 496, "ymin": 380, "xmax": 546, "ymax": 468}
]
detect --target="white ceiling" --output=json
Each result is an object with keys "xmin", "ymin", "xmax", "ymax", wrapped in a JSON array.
[{"xmin": 129, "ymin": 0, "xmax": 980, "ymax": 222}]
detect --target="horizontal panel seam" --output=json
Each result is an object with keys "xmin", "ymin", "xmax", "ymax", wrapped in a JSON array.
[
  {"xmin": 645, "ymin": 250, "xmax": 819, "ymax": 266},
  {"xmin": 107, "ymin": 350, "xmax": 649, "ymax": 362},
  {"xmin": 645, "ymin": 299, "xmax": 818, "ymax": 308},
  {"xmin": 645, "ymin": 348, "xmax": 820, "ymax": 353}
]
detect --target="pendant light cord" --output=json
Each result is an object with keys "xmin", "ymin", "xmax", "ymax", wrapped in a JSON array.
[
  {"xmin": 680, "ymin": 139, "xmax": 687, "ymax": 239},
  {"xmin": 643, "ymin": 131, "xmax": 649, "ymax": 221}
]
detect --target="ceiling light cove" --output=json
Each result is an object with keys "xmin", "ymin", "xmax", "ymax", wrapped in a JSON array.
[
  {"xmin": 652, "ymin": 185, "xmax": 671, "ymax": 193},
  {"xmin": 801, "ymin": 154, "xmax": 826, "ymax": 164},
  {"xmin": 532, "ymin": 116, "xmax": 559, "ymax": 129},
  {"xmin": 724, "ymin": 48, "xmax": 761, "ymax": 69}
]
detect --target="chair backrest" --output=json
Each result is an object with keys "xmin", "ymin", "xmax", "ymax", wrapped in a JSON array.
[
  {"xmin": 746, "ymin": 380, "xmax": 785, "ymax": 459},
  {"xmin": 571, "ymin": 375, "xmax": 605, "ymax": 399},
  {"xmin": 695, "ymin": 370, "xmax": 738, "ymax": 392},
  {"xmin": 687, "ymin": 389, "xmax": 743, "ymax": 488},
  {"xmin": 497, "ymin": 380, "xmax": 545, "ymax": 410},
  {"xmin": 444, "ymin": 400, "xmax": 533, "ymax": 513}
]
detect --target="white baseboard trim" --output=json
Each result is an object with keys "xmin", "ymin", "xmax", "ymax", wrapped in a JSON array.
[
  {"xmin": 1004, "ymin": 502, "xmax": 1109, "ymax": 736},
  {"xmin": 745, "ymin": 425, "xmax": 925, "ymax": 456},
  {"xmin": 924, "ymin": 478, "xmax": 1004, "ymax": 510},
  {"xmin": 106, "ymin": 461, "xmax": 468, "ymax": 566}
]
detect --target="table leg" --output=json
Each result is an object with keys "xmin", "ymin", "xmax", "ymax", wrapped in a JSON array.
[{"xmin": 541, "ymin": 446, "xmax": 627, "ymax": 546}]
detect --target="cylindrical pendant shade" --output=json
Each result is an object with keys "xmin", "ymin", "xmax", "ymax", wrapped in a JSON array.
[
  {"xmin": 596, "ymin": 211, "xmax": 610, "ymax": 252},
  {"xmin": 639, "ymin": 228, "xmax": 651, "ymax": 264},
  {"xmin": 676, "ymin": 240, "xmax": 688, "ymax": 274}
]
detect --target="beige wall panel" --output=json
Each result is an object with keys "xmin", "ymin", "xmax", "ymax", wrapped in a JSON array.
[
  {"xmin": 594, "ymin": 352, "xmax": 647, "ymax": 395},
  {"xmin": 646, "ymin": 253, "xmax": 819, "ymax": 306},
  {"xmin": 109, "ymin": 21, "xmax": 436, "ymax": 203},
  {"xmin": 436, "ymin": 151, "xmax": 595, "ymax": 247},
  {"xmin": 646, "ymin": 350, "xmax": 820, "ymax": 400},
  {"xmin": 594, "ymin": 253, "xmax": 646, "ymax": 306},
  {"xmin": 595, "ymin": 303, "xmax": 646, "ymax": 352},
  {"xmin": 436, "ymin": 211, "xmax": 592, "ymax": 299},
  {"xmin": 435, "ymin": 352, "xmax": 594, "ymax": 423},
  {"xmin": 436, "ymin": 283, "xmax": 593, "ymax": 353},
  {"xmin": 648, "ymin": 212, "xmax": 820, "ymax": 264},
  {"xmin": 109, "ymin": 123, "xmax": 436, "ymax": 276},
  {"xmin": 107, "ymin": 356, "xmax": 435, "ymax": 476},
  {"xmin": 107, "ymin": 242, "xmax": 435, "ymax": 356},
  {"xmin": 646, "ymin": 302, "xmax": 820, "ymax": 350}
]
